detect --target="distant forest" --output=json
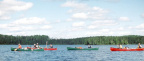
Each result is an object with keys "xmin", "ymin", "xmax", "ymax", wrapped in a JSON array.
[{"xmin": 0, "ymin": 34, "xmax": 144, "ymax": 45}]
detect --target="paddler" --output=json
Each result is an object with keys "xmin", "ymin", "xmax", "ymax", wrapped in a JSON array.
[
  {"xmin": 49, "ymin": 44, "xmax": 53, "ymax": 48},
  {"xmin": 137, "ymin": 43, "xmax": 142, "ymax": 48},
  {"xmin": 18, "ymin": 44, "xmax": 22, "ymax": 49},
  {"xmin": 124, "ymin": 47, "xmax": 129, "ymax": 49},
  {"xmin": 117, "ymin": 44, "xmax": 122, "ymax": 49},
  {"xmin": 88, "ymin": 44, "xmax": 92, "ymax": 48},
  {"xmin": 75, "ymin": 47, "xmax": 82, "ymax": 49},
  {"xmin": 33, "ymin": 44, "xmax": 36, "ymax": 48},
  {"xmin": 36, "ymin": 43, "xmax": 40, "ymax": 48},
  {"xmin": 15, "ymin": 44, "xmax": 22, "ymax": 51}
]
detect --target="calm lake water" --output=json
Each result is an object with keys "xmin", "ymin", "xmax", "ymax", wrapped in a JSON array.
[{"xmin": 0, "ymin": 45, "xmax": 144, "ymax": 61}]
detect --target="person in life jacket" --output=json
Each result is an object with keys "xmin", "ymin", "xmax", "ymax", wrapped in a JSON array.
[
  {"xmin": 49, "ymin": 44, "xmax": 53, "ymax": 48},
  {"xmin": 137, "ymin": 43, "xmax": 142, "ymax": 48},
  {"xmin": 75, "ymin": 47, "xmax": 82, "ymax": 49},
  {"xmin": 18, "ymin": 44, "xmax": 22, "ymax": 49},
  {"xmin": 117, "ymin": 44, "xmax": 122, "ymax": 49},
  {"xmin": 88, "ymin": 44, "xmax": 92, "ymax": 48},
  {"xmin": 33, "ymin": 44, "xmax": 36, "ymax": 48},
  {"xmin": 36, "ymin": 43, "xmax": 40, "ymax": 48},
  {"xmin": 14, "ymin": 44, "xmax": 22, "ymax": 51}
]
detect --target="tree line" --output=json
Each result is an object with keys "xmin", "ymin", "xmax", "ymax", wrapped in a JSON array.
[
  {"xmin": 0, "ymin": 34, "xmax": 49, "ymax": 45},
  {"xmin": 0, "ymin": 34, "xmax": 144, "ymax": 45}
]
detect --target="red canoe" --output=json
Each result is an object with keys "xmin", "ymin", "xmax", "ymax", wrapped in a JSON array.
[
  {"xmin": 110, "ymin": 47, "xmax": 144, "ymax": 51},
  {"xmin": 44, "ymin": 48, "xmax": 57, "ymax": 50}
]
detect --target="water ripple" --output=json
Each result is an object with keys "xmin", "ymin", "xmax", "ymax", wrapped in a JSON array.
[{"xmin": 1, "ymin": 45, "xmax": 144, "ymax": 61}]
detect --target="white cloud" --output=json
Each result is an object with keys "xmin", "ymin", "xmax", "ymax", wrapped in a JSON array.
[
  {"xmin": 0, "ymin": 23, "xmax": 36, "ymax": 31},
  {"xmin": 0, "ymin": 16, "xmax": 11, "ymax": 20},
  {"xmin": 72, "ymin": 22, "xmax": 85, "ymax": 27},
  {"xmin": 118, "ymin": 32, "xmax": 131, "ymax": 35},
  {"xmin": 88, "ymin": 25, "xmax": 98, "ymax": 29},
  {"xmin": 5, "ymin": 31, "xmax": 26, "ymax": 36},
  {"xmin": 136, "ymin": 23, "xmax": 144, "ymax": 29},
  {"xmin": 119, "ymin": 17, "xmax": 130, "ymax": 21},
  {"xmin": 128, "ymin": 26, "xmax": 133, "ymax": 29},
  {"xmin": 88, "ymin": 20, "xmax": 117, "ymax": 29},
  {"xmin": 142, "ymin": 13, "xmax": 144, "ymax": 18},
  {"xmin": 12, "ymin": 17, "xmax": 49, "ymax": 25},
  {"xmin": 0, "ymin": 23, "xmax": 37, "ymax": 31},
  {"xmin": 106, "ymin": 0, "xmax": 120, "ymax": 2},
  {"xmin": 93, "ymin": 20, "xmax": 114, "ymax": 25},
  {"xmin": 117, "ymin": 27, "xmax": 124, "ymax": 31},
  {"xmin": 62, "ymin": 1, "xmax": 90, "ymax": 14},
  {"xmin": 0, "ymin": 24, "xmax": 7, "ymax": 29},
  {"xmin": 70, "ymin": 27, "xmax": 84, "ymax": 31},
  {"xmin": 66, "ymin": 18, "xmax": 73, "ymax": 21},
  {"xmin": 93, "ymin": 7, "xmax": 103, "ymax": 11},
  {"xmin": 61, "ymin": 1, "xmax": 87, "ymax": 8},
  {"xmin": 100, "ymin": 29, "xmax": 110, "ymax": 32},
  {"xmin": 9, "ymin": 26, "xmax": 36, "ymax": 31},
  {"xmin": 41, "ymin": 25, "xmax": 52, "ymax": 29},
  {"xmin": 86, "ymin": 30, "xmax": 114, "ymax": 36},
  {"xmin": 62, "ymin": 1, "xmax": 109, "ymax": 21},
  {"xmin": 135, "ymin": 24, "xmax": 144, "ymax": 33},
  {"xmin": 126, "ymin": 24, "xmax": 144, "ymax": 34},
  {"xmin": 55, "ymin": 20, "xmax": 61, "ymax": 23},
  {"xmin": 72, "ymin": 13, "xmax": 88, "ymax": 19},
  {"xmin": 139, "ymin": 29, "xmax": 144, "ymax": 32},
  {"xmin": 85, "ymin": 27, "xmax": 133, "ymax": 37},
  {"xmin": 0, "ymin": 17, "xmax": 51, "ymax": 32},
  {"xmin": 0, "ymin": 0, "xmax": 33, "ymax": 20}
]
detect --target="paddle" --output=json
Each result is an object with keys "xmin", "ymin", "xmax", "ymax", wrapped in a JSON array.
[
  {"xmin": 14, "ymin": 48, "xmax": 17, "ymax": 51},
  {"xmin": 46, "ymin": 41, "xmax": 48, "ymax": 48}
]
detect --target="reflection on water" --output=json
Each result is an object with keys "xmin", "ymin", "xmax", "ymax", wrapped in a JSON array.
[{"xmin": 0, "ymin": 45, "xmax": 144, "ymax": 61}]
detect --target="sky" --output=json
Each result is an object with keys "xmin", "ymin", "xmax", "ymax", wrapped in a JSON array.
[{"xmin": 0, "ymin": 0, "xmax": 144, "ymax": 38}]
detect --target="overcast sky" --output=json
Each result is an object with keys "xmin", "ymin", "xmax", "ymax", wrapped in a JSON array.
[{"xmin": 0, "ymin": 0, "xmax": 144, "ymax": 38}]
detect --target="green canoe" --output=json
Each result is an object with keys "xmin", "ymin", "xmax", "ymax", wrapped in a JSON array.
[
  {"xmin": 11, "ymin": 47, "xmax": 44, "ymax": 51},
  {"xmin": 67, "ymin": 47, "xmax": 99, "ymax": 50}
]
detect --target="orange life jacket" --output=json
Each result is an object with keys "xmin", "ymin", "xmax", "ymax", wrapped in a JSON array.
[
  {"xmin": 18, "ymin": 45, "xmax": 22, "ymax": 49},
  {"xmin": 78, "ymin": 47, "xmax": 82, "ymax": 49}
]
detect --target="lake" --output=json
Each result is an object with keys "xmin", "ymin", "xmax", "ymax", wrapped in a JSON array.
[{"xmin": 0, "ymin": 45, "xmax": 144, "ymax": 61}]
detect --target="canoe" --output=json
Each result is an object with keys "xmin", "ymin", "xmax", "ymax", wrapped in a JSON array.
[
  {"xmin": 11, "ymin": 47, "xmax": 44, "ymax": 51},
  {"xmin": 27, "ymin": 47, "xmax": 43, "ymax": 49},
  {"xmin": 27, "ymin": 47, "xmax": 57, "ymax": 50},
  {"xmin": 44, "ymin": 48, "xmax": 57, "ymax": 50},
  {"xmin": 11, "ymin": 47, "xmax": 31, "ymax": 51},
  {"xmin": 67, "ymin": 47, "xmax": 99, "ymax": 50},
  {"xmin": 110, "ymin": 47, "xmax": 144, "ymax": 51}
]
